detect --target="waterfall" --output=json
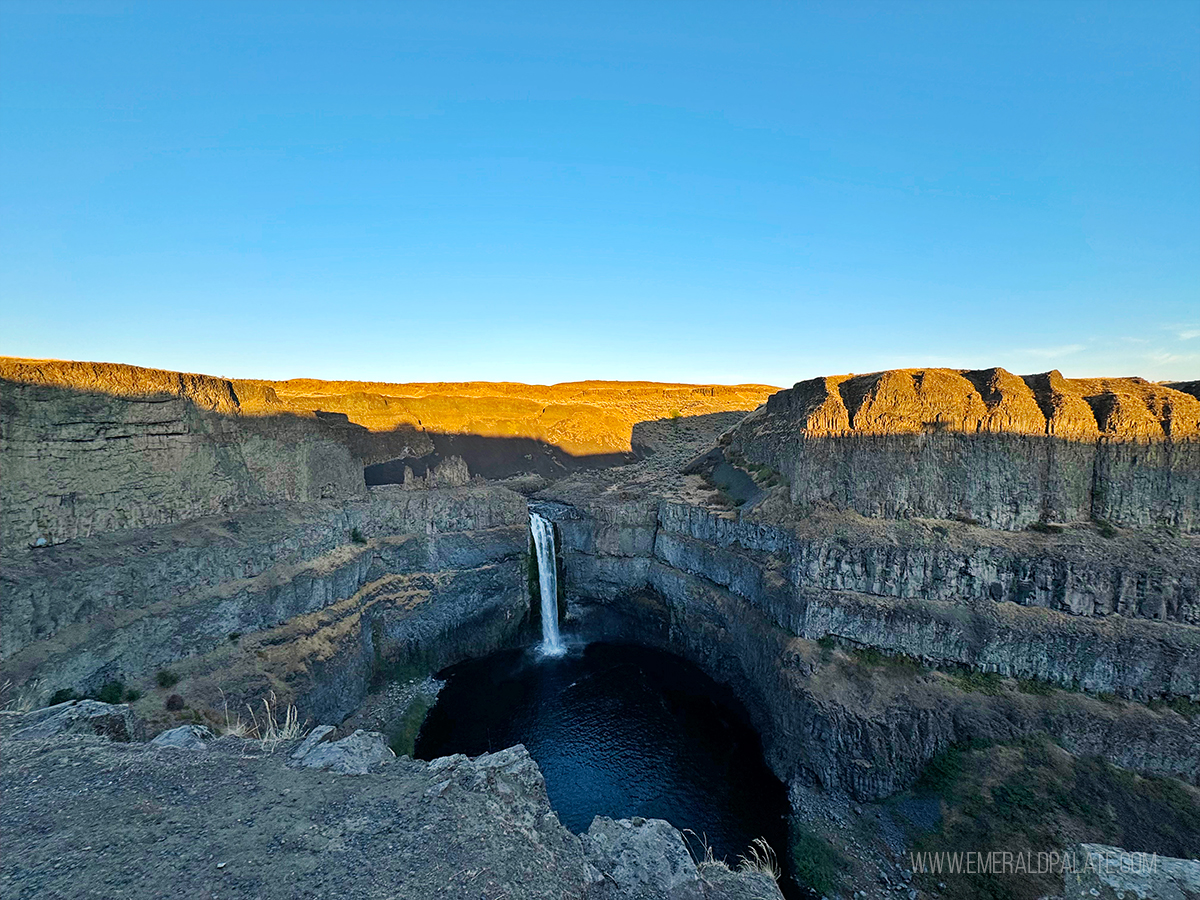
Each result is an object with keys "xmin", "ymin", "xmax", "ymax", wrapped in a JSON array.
[{"xmin": 529, "ymin": 511, "xmax": 565, "ymax": 656}]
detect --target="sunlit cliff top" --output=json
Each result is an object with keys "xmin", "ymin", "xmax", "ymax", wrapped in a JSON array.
[
  {"xmin": 0, "ymin": 357, "xmax": 777, "ymax": 456},
  {"xmin": 747, "ymin": 367, "xmax": 1200, "ymax": 439}
]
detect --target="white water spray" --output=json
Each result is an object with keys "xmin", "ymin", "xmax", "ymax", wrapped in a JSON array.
[{"xmin": 530, "ymin": 511, "xmax": 565, "ymax": 656}]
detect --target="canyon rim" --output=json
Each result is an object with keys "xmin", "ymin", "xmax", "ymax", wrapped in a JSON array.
[{"xmin": 2, "ymin": 358, "xmax": 1199, "ymax": 900}]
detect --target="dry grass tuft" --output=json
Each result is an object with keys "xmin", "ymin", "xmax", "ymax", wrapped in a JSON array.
[
  {"xmin": 252, "ymin": 691, "xmax": 301, "ymax": 749},
  {"xmin": 1, "ymin": 678, "xmax": 41, "ymax": 713},
  {"xmin": 219, "ymin": 689, "xmax": 250, "ymax": 737},
  {"xmin": 683, "ymin": 829, "xmax": 730, "ymax": 872},
  {"xmin": 738, "ymin": 837, "xmax": 781, "ymax": 881},
  {"xmin": 685, "ymin": 830, "xmax": 782, "ymax": 893},
  {"xmin": 218, "ymin": 689, "xmax": 300, "ymax": 747}
]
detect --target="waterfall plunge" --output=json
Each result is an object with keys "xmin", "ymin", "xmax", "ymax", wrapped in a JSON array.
[{"xmin": 529, "ymin": 511, "xmax": 565, "ymax": 657}]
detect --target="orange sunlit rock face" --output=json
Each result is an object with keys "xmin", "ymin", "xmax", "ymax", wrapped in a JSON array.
[
  {"xmin": 727, "ymin": 367, "xmax": 1200, "ymax": 533},
  {"xmin": 0, "ymin": 358, "xmax": 777, "ymax": 456},
  {"xmin": 0, "ymin": 356, "xmax": 777, "ymax": 547},
  {"xmin": 233, "ymin": 377, "xmax": 779, "ymax": 456},
  {"xmin": 751, "ymin": 367, "xmax": 1200, "ymax": 439}
]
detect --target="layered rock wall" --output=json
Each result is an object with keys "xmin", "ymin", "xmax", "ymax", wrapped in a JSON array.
[
  {"xmin": 549, "ymin": 496, "xmax": 1200, "ymax": 798},
  {"xmin": 250, "ymin": 376, "xmax": 778, "ymax": 457},
  {"xmin": 0, "ymin": 358, "xmax": 367, "ymax": 549},
  {"xmin": 728, "ymin": 368, "xmax": 1200, "ymax": 531},
  {"xmin": 0, "ymin": 485, "xmax": 531, "ymax": 724},
  {"xmin": 1, "ymin": 357, "xmax": 776, "ymax": 548}
]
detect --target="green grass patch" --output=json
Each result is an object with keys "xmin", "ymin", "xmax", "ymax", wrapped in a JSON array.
[
  {"xmin": 1149, "ymin": 695, "xmax": 1200, "ymax": 718},
  {"xmin": 951, "ymin": 669, "xmax": 1006, "ymax": 696},
  {"xmin": 155, "ymin": 669, "xmax": 180, "ymax": 689},
  {"xmin": 48, "ymin": 682, "xmax": 140, "ymax": 705},
  {"xmin": 850, "ymin": 646, "xmax": 924, "ymax": 674},
  {"xmin": 387, "ymin": 694, "xmax": 437, "ymax": 758},
  {"xmin": 1025, "ymin": 520, "xmax": 1064, "ymax": 534},
  {"xmin": 907, "ymin": 735, "xmax": 1200, "ymax": 900},
  {"xmin": 789, "ymin": 823, "xmax": 844, "ymax": 897},
  {"xmin": 350, "ymin": 526, "xmax": 367, "ymax": 544},
  {"xmin": 92, "ymin": 681, "xmax": 125, "ymax": 704},
  {"xmin": 1016, "ymin": 677, "xmax": 1056, "ymax": 696}
]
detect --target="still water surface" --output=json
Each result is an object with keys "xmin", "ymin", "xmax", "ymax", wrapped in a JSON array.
[{"xmin": 415, "ymin": 642, "xmax": 791, "ymax": 875}]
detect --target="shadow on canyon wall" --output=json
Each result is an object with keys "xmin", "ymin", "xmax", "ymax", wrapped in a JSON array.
[
  {"xmin": 361, "ymin": 410, "xmax": 747, "ymax": 484},
  {"xmin": 1, "ymin": 371, "xmax": 749, "ymax": 545},
  {"xmin": 364, "ymin": 431, "xmax": 633, "ymax": 483}
]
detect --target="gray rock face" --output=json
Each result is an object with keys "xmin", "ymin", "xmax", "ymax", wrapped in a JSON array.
[
  {"xmin": 0, "ymin": 485, "xmax": 531, "ymax": 729},
  {"xmin": 1067, "ymin": 843, "xmax": 1200, "ymax": 900},
  {"xmin": 0, "ymin": 359, "xmax": 368, "ymax": 549},
  {"xmin": 583, "ymin": 816, "xmax": 702, "ymax": 899},
  {"xmin": 654, "ymin": 502, "xmax": 1199, "ymax": 625},
  {"xmin": 1, "ymin": 484, "xmax": 528, "ymax": 660},
  {"xmin": 552, "ymin": 496, "xmax": 1200, "ymax": 800},
  {"xmin": 0, "ymin": 728, "xmax": 781, "ymax": 900},
  {"xmin": 726, "ymin": 369, "xmax": 1200, "ymax": 532},
  {"xmin": 293, "ymin": 729, "xmax": 395, "ymax": 775},
  {"xmin": 425, "ymin": 744, "xmax": 549, "ymax": 799},
  {"xmin": 289, "ymin": 724, "xmax": 336, "ymax": 759},
  {"xmin": 560, "ymin": 499, "xmax": 1200, "ymax": 698},
  {"xmin": 420, "ymin": 748, "xmax": 782, "ymax": 899},
  {"xmin": 11, "ymin": 700, "xmax": 143, "ymax": 742},
  {"xmin": 149, "ymin": 724, "xmax": 214, "ymax": 750}
]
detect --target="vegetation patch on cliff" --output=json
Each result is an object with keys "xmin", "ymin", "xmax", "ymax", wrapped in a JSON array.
[{"xmin": 899, "ymin": 735, "xmax": 1200, "ymax": 900}]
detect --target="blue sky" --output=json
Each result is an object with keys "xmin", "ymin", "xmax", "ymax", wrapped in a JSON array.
[{"xmin": 2, "ymin": 0, "xmax": 1197, "ymax": 385}]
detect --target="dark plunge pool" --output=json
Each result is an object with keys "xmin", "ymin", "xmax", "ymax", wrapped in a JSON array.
[{"xmin": 415, "ymin": 642, "xmax": 791, "ymax": 878}]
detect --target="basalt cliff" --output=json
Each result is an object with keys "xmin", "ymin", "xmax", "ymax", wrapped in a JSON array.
[
  {"xmin": 2, "ymin": 358, "xmax": 1199, "ymax": 900},
  {"xmin": 727, "ymin": 367, "xmax": 1200, "ymax": 532}
]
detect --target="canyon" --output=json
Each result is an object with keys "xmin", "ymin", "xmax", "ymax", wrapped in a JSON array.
[{"xmin": 2, "ymin": 357, "xmax": 1199, "ymax": 900}]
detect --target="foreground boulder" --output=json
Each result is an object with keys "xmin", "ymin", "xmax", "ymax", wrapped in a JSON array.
[
  {"xmin": 0, "ymin": 728, "xmax": 783, "ymax": 899},
  {"xmin": 584, "ymin": 816, "xmax": 704, "ymax": 899},
  {"xmin": 1067, "ymin": 843, "xmax": 1200, "ymax": 900},
  {"xmin": 149, "ymin": 724, "xmax": 215, "ymax": 750},
  {"xmin": 291, "ymin": 728, "xmax": 395, "ymax": 775}
]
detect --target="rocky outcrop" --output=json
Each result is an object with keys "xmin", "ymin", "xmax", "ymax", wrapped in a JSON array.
[
  {"xmin": 292, "ymin": 728, "xmax": 396, "ymax": 774},
  {"xmin": 0, "ymin": 723, "xmax": 781, "ymax": 900},
  {"xmin": 1066, "ymin": 843, "xmax": 1200, "ymax": 899},
  {"xmin": 584, "ymin": 817, "xmax": 700, "ymax": 897},
  {"xmin": 555, "ymin": 498, "xmax": 1200, "ymax": 692},
  {"xmin": 1, "ymin": 357, "xmax": 775, "ymax": 548},
  {"xmin": 9, "ymin": 698, "xmax": 144, "ymax": 742},
  {"xmin": 149, "ymin": 724, "xmax": 215, "ymax": 750},
  {"xmin": 0, "ymin": 484, "xmax": 526, "ymax": 655},
  {"xmin": 0, "ymin": 485, "xmax": 533, "ymax": 726},
  {"xmin": 1171, "ymin": 381, "xmax": 1200, "ymax": 402},
  {"xmin": 248, "ymin": 376, "xmax": 778, "ymax": 457},
  {"xmin": 582, "ymin": 816, "xmax": 778, "ymax": 900},
  {"xmin": 727, "ymin": 367, "xmax": 1200, "ymax": 532},
  {"xmin": 397, "ymin": 454, "xmax": 472, "ymax": 489}
]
